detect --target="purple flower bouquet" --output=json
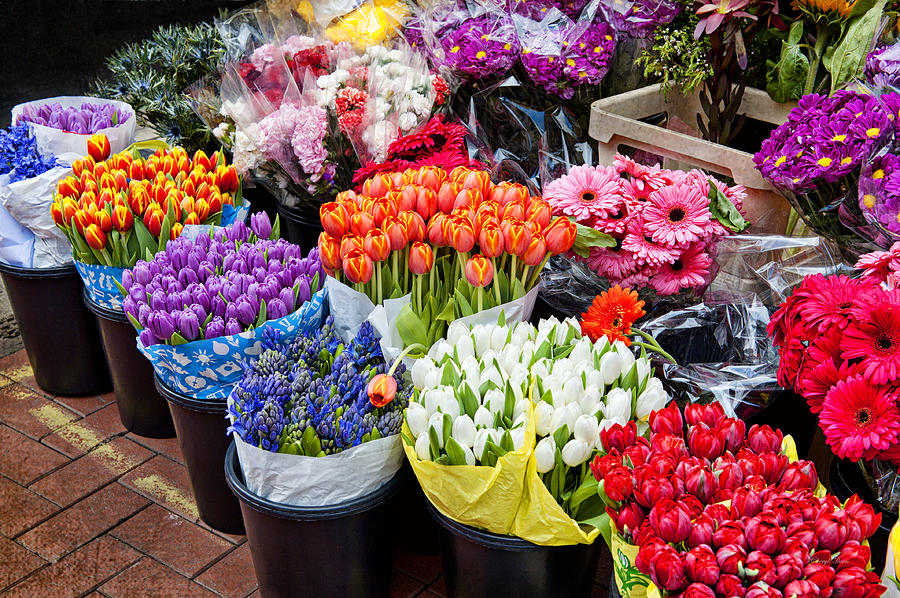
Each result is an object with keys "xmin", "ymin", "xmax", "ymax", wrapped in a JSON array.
[
  {"xmin": 11, "ymin": 96, "xmax": 136, "ymax": 158},
  {"xmin": 121, "ymin": 214, "xmax": 327, "ymax": 399},
  {"xmin": 866, "ymin": 43, "xmax": 900, "ymax": 90}
]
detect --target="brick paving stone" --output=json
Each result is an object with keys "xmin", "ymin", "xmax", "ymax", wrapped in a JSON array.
[
  {"xmin": 2, "ymin": 535, "xmax": 139, "ymax": 598},
  {"xmin": 101, "ymin": 558, "xmax": 220, "ymax": 598},
  {"xmin": 126, "ymin": 433, "xmax": 184, "ymax": 465},
  {"xmin": 394, "ymin": 549, "xmax": 442, "ymax": 585},
  {"xmin": 0, "ymin": 476, "xmax": 59, "ymax": 537},
  {"xmin": 0, "ymin": 534, "xmax": 47, "ymax": 591},
  {"xmin": 428, "ymin": 575, "xmax": 446, "ymax": 597},
  {"xmin": 111, "ymin": 504, "xmax": 232, "ymax": 577},
  {"xmin": 0, "ymin": 350, "xmax": 36, "ymax": 390},
  {"xmin": 30, "ymin": 437, "xmax": 152, "ymax": 506},
  {"xmin": 119, "ymin": 455, "xmax": 199, "ymax": 521},
  {"xmin": 42, "ymin": 404, "xmax": 126, "ymax": 458},
  {"xmin": 18, "ymin": 482, "xmax": 149, "ymax": 561},
  {"xmin": 0, "ymin": 424, "xmax": 69, "ymax": 486},
  {"xmin": 0, "ymin": 384, "xmax": 79, "ymax": 440},
  {"xmin": 195, "ymin": 543, "xmax": 257, "ymax": 598},
  {"xmin": 390, "ymin": 569, "xmax": 427, "ymax": 598},
  {"xmin": 53, "ymin": 391, "xmax": 116, "ymax": 417}
]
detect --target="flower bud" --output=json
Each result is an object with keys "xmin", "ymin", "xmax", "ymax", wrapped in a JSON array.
[
  {"xmin": 561, "ymin": 438, "xmax": 592, "ymax": 467},
  {"xmin": 452, "ymin": 415, "xmax": 476, "ymax": 448},
  {"xmin": 746, "ymin": 424, "xmax": 783, "ymax": 454},
  {"xmin": 415, "ymin": 431, "xmax": 431, "ymax": 461},
  {"xmin": 716, "ymin": 544, "xmax": 747, "ymax": 576},
  {"xmin": 684, "ymin": 402, "xmax": 726, "ymax": 428},
  {"xmin": 406, "ymin": 402, "xmax": 427, "ymax": 438},
  {"xmin": 649, "ymin": 497, "xmax": 691, "ymax": 544},
  {"xmin": 534, "ymin": 436, "xmax": 556, "ymax": 474},
  {"xmin": 685, "ymin": 545, "xmax": 720, "ymax": 585}
]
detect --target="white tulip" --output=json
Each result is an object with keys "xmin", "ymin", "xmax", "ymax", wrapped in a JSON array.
[
  {"xmin": 510, "ymin": 426, "xmax": 526, "ymax": 452},
  {"xmin": 453, "ymin": 415, "xmax": 477, "ymax": 448},
  {"xmin": 473, "ymin": 428, "xmax": 490, "ymax": 461},
  {"xmin": 569, "ymin": 337, "xmax": 593, "ymax": 368},
  {"xmin": 592, "ymin": 335, "xmax": 611, "ymax": 357},
  {"xmin": 531, "ymin": 360, "xmax": 550, "ymax": 383},
  {"xmin": 411, "ymin": 357, "xmax": 435, "ymax": 390},
  {"xmin": 564, "ymin": 402, "xmax": 583, "ymax": 432},
  {"xmin": 473, "ymin": 325, "xmax": 492, "ymax": 357},
  {"xmin": 534, "ymin": 436, "xmax": 556, "ymax": 473},
  {"xmin": 510, "ymin": 367, "xmax": 528, "ymax": 399},
  {"xmin": 406, "ymin": 402, "xmax": 428, "ymax": 438},
  {"xmin": 427, "ymin": 412, "xmax": 446, "ymax": 447},
  {"xmin": 461, "ymin": 356, "xmax": 481, "ymax": 389},
  {"xmin": 490, "ymin": 325, "xmax": 508, "ymax": 351},
  {"xmin": 460, "ymin": 443, "xmax": 476, "ymax": 466},
  {"xmin": 513, "ymin": 399, "xmax": 530, "ymax": 420},
  {"xmin": 599, "ymin": 351, "xmax": 623, "ymax": 386},
  {"xmin": 428, "ymin": 339, "xmax": 451, "ymax": 362},
  {"xmin": 511, "ymin": 321, "xmax": 535, "ymax": 346},
  {"xmin": 421, "ymin": 389, "xmax": 440, "ymax": 417},
  {"xmin": 585, "ymin": 369, "xmax": 604, "ymax": 391},
  {"xmin": 483, "ymin": 388, "xmax": 505, "ymax": 414},
  {"xmin": 534, "ymin": 401, "xmax": 554, "ymax": 436},
  {"xmin": 574, "ymin": 413, "xmax": 600, "ymax": 444},
  {"xmin": 424, "ymin": 368, "xmax": 441, "ymax": 389},
  {"xmin": 636, "ymin": 357, "xmax": 651, "ymax": 385},
  {"xmin": 415, "ymin": 432, "xmax": 432, "ymax": 461},
  {"xmin": 636, "ymin": 378, "xmax": 668, "ymax": 420},
  {"xmin": 456, "ymin": 334, "xmax": 476, "ymax": 363},
  {"xmin": 513, "ymin": 412, "xmax": 528, "ymax": 429},
  {"xmin": 560, "ymin": 377, "xmax": 583, "ymax": 405},
  {"xmin": 561, "ymin": 438, "xmax": 593, "ymax": 467},
  {"xmin": 446, "ymin": 322, "xmax": 467, "ymax": 345},
  {"xmin": 538, "ymin": 317, "xmax": 560, "ymax": 341},
  {"xmin": 614, "ymin": 340, "xmax": 636, "ymax": 372},
  {"xmin": 437, "ymin": 393, "xmax": 461, "ymax": 419},
  {"xmin": 580, "ymin": 386, "xmax": 602, "ymax": 417},
  {"xmin": 474, "ymin": 405, "xmax": 494, "ymax": 429},
  {"xmin": 497, "ymin": 346, "xmax": 518, "ymax": 375},
  {"xmin": 519, "ymin": 340, "xmax": 535, "ymax": 365},
  {"xmin": 549, "ymin": 406, "xmax": 569, "ymax": 434},
  {"xmin": 604, "ymin": 388, "xmax": 633, "ymax": 422},
  {"xmin": 481, "ymin": 365, "xmax": 505, "ymax": 392},
  {"xmin": 485, "ymin": 428, "xmax": 501, "ymax": 447},
  {"xmin": 557, "ymin": 320, "xmax": 578, "ymax": 345}
]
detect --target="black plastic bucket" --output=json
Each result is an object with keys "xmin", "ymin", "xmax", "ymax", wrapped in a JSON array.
[
  {"xmin": 156, "ymin": 375, "xmax": 245, "ymax": 535},
  {"xmin": 225, "ymin": 442, "xmax": 400, "ymax": 598},
  {"xmin": 829, "ymin": 458, "xmax": 896, "ymax": 575},
  {"xmin": 275, "ymin": 202, "xmax": 322, "ymax": 254},
  {"xmin": 387, "ymin": 464, "xmax": 441, "ymax": 555},
  {"xmin": 0, "ymin": 262, "xmax": 111, "ymax": 395},
  {"xmin": 84, "ymin": 292, "xmax": 175, "ymax": 437},
  {"xmin": 427, "ymin": 501, "xmax": 604, "ymax": 598}
]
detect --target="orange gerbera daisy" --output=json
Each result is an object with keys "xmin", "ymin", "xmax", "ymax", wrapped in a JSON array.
[{"xmin": 580, "ymin": 286, "xmax": 646, "ymax": 345}]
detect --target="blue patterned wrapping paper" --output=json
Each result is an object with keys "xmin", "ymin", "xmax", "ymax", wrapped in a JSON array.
[
  {"xmin": 137, "ymin": 289, "xmax": 327, "ymax": 400},
  {"xmin": 75, "ymin": 261, "xmax": 126, "ymax": 311}
]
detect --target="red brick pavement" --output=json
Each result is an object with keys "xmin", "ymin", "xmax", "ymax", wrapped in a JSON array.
[{"xmin": 0, "ymin": 349, "xmax": 613, "ymax": 597}]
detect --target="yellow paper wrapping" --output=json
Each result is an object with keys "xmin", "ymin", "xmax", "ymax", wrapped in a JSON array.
[
  {"xmin": 883, "ymin": 521, "xmax": 900, "ymax": 592},
  {"xmin": 610, "ymin": 532, "xmax": 651, "ymax": 598}
]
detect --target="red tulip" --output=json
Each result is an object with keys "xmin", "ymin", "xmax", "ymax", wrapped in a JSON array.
[
  {"xmin": 111, "ymin": 204, "xmax": 133, "ymax": 232},
  {"xmin": 437, "ymin": 181, "xmax": 460, "ymax": 213},
  {"xmin": 684, "ymin": 465, "xmax": 717, "ymax": 503},
  {"xmin": 143, "ymin": 207, "xmax": 163, "ymax": 236},
  {"xmin": 843, "ymin": 494, "xmax": 881, "ymax": 540},
  {"xmin": 399, "ymin": 210, "xmax": 426, "ymax": 243},
  {"xmin": 688, "ymin": 513, "xmax": 715, "ymax": 549},
  {"xmin": 603, "ymin": 466, "xmax": 634, "ymax": 502},
  {"xmin": 746, "ymin": 424, "xmax": 783, "ymax": 454},
  {"xmin": 649, "ymin": 498, "xmax": 691, "ymax": 543},
  {"xmin": 778, "ymin": 460, "xmax": 819, "ymax": 492},
  {"xmin": 773, "ymin": 552, "xmax": 804, "ymax": 588},
  {"xmin": 84, "ymin": 223, "xmax": 107, "ymax": 250},
  {"xmin": 713, "ymin": 520, "xmax": 748, "ymax": 550},
  {"xmin": 86, "ymin": 133, "xmax": 111, "ymax": 162},
  {"xmin": 408, "ymin": 242, "xmax": 434, "ymax": 275},
  {"xmin": 815, "ymin": 510, "xmax": 851, "ymax": 552},
  {"xmin": 647, "ymin": 545, "xmax": 687, "ymax": 592},
  {"xmin": 743, "ymin": 581, "xmax": 782, "ymax": 598},
  {"xmin": 343, "ymin": 249, "xmax": 374, "ymax": 284},
  {"xmin": 635, "ymin": 538, "xmax": 668, "ymax": 576},
  {"xmin": 715, "ymin": 417, "xmax": 746, "ymax": 453},
  {"xmin": 716, "ymin": 544, "xmax": 747, "ymax": 576},
  {"xmin": 781, "ymin": 579, "xmax": 820, "ymax": 598},
  {"xmin": 649, "ymin": 403, "xmax": 683, "ymax": 435},
  {"xmin": 364, "ymin": 229, "xmax": 391, "ymax": 262},
  {"xmin": 340, "ymin": 235, "xmax": 364, "ymax": 260},
  {"xmin": 685, "ymin": 545, "xmax": 719, "ymax": 585},
  {"xmin": 318, "ymin": 233, "xmax": 342, "ymax": 272},
  {"xmin": 609, "ymin": 501, "xmax": 644, "ymax": 536},
  {"xmin": 192, "ymin": 150, "xmax": 211, "ymax": 172},
  {"xmin": 650, "ymin": 433, "xmax": 688, "ymax": 460},
  {"xmin": 214, "ymin": 165, "xmax": 239, "ymax": 194},
  {"xmin": 590, "ymin": 453, "xmax": 623, "ymax": 481},
  {"xmin": 464, "ymin": 254, "xmax": 493, "ymax": 288},
  {"xmin": 684, "ymin": 402, "xmax": 726, "ymax": 428},
  {"xmin": 743, "ymin": 514, "xmax": 786, "ymax": 556},
  {"xmin": 543, "ymin": 216, "xmax": 576, "ymax": 254},
  {"xmin": 715, "ymin": 574, "xmax": 746, "ymax": 597},
  {"xmin": 804, "ymin": 562, "xmax": 836, "ymax": 589},
  {"xmin": 688, "ymin": 423, "xmax": 726, "ymax": 461},
  {"xmin": 367, "ymin": 374, "xmax": 397, "ymax": 408},
  {"xmin": 682, "ymin": 584, "xmax": 716, "ymax": 598}
]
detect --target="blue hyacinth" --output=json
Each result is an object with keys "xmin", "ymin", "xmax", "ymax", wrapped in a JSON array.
[{"xmin": 0, "ymin": 125, "xmax": 59, "ymax": 182}]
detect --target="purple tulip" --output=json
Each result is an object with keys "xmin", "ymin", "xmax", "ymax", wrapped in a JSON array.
[
  {"xmin": 205, "ymin": 316, "xmax": 225, "ymax": 340},
  {"xmin": 236, "ymin": 298, "xmax": 257, "ymax": 326},
  {"xmin": 147, "ymin": 311, "xmax": 176, "ymax": 342},
  {"xmin": 150, "ymin": 289, "xmax": 167, "ymax": 312},
  {"xmin": 121, "ymin": 270, "xmax": 135, "ymax": 292},
  {"xmin": 191, "ymin": 286, "xmax": 211, "ymax": 312},
  {"xmin": 227, "ymin": 222, "xmax": 250, "ymax": 243},
  {"xmin": 139, "ymin": 329, "xmax": 160, "ymax": 348},
  {"xmin": 178, "ymin": 310, "xmax": 201, "ymax": 341},
  {"xmin": 252, "ymin": 266, "xmax": 267, "ymax": 284},
  {"xmin": 225, "ymin": 302, "xmax": 238, "ymax": 322},
  {"xmin": 267, "ymin": 260, "xmax": 283, "ymax": 275},
  {"xmin": 138, "ymin": 304, "xmax": 152, "ymax": 328},
  {"xmin": 266, "ymin": 298, "xmax": 288, "ymax": 320},
  {"xmin": 223, "ymin": 253, "xmax": 236, "ymax": 272},
  {"xmin": 279, "ymin": 287, "xmax": 295, "ymax": 312},
  {"xmin": 122, "ymin": 296, "xmax": 138, "ymax": 320},
  {"xmin": 212, "ymin": 295, "xmax": 227, "ymax": 318},
  {"xmin": 179, "ymin": 268, "xmax": 199, "ymax": 287},
  {"xmin": 259, "ymin": 281, "xmax": 278, "ymax": 303},
  {"xmin": 224, "ymin": 318, "xmax": 242, "ymax": 336},
  {"xmin": 296, "ymin": 277, "xmax": 311, "ymax": 304},
  {"xmin": 268, "ymin": 244, "xmax": 284, "ymax": 262},
  {"xmin": 189, "ymin": 303, "xmax": 207, "ymax": 325},
  {"xmin": 128, "ymin": 284, "xmax": 146, "ymax": 304},
  {"xmin": 250, "ymin": 212, "xmax": 273, "ymax": 240},
  {"xmin": 205, "ymin": 277, "xmax": 223, "ymax": 295},
  {"xmin": 166, "ymin": 294, "xmax": 183, "ymax": 313},
  {"xmin": 132, "ymin": 262, "xmax": 152, "ymax": 286}
]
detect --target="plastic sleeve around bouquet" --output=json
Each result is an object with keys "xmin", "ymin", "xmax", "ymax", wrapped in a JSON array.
[
  {"xmin": 215, "ymin": 3, "xmax": 267, "ymax": 60},
  {"xmin": 11, "ymin": 97, "xmax": 136, "ymax": 158},
  {"xmin": 323, "ymin": 0, "xmax": 409, "ymax": 50},
  {"xmin": 138, "ymin": 288, "xmax": 326, "ymax": 400}
]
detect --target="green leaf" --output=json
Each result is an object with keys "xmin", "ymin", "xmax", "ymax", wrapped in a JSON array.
[
  {"xmin": 503, "ymin": 382, "xmax": 515, "ymax": 421},
  {"xmin": 126, "ymin": 311, "xmax": 143, "ymax": 332},
  {"xmin": 765, "ymin": 23, "xmax": 809, "ymax": 103},
  {"xmin": 254, "ymin": 299, "xmax": 268, "ymax": 328},
  {"xmin": 570, "ymin": 219, "xmax": 616, "ymax": 258},
  {"xmin": 827, "ymin": 0, "xmax": 888, "ymax": 93},
  {"xmin": 301, "ymin": 427, "xmax": 322, "ymax": 456},
  {"xmin": 428, "ymin": 426, "xmax": 442, "ymax": 461},
  {"xmin": 707, "ymin": 183, "xmax": 750, "ymax": 233},
  {"xmin": 395, "ymin": 304, "xmax": 429, "ymax": 349},
  {"xmin": 157, "ymin": 213, "xmax": 173, "ymax": 253},
  {"xmin": 435, "ymin": 298, "xmax": 456, "ymax": 322},
  {"xmin": 445, "ymin": 437, "xmax": 468, "ymax": 466},
  {"xmin": 169, "ymin": 332, "xmax": 188, "ymax": 345},
  {"xmin": 454, "ymin": 288, "xmax": 474, "ymax": 317},
  {"xmin": 552, "ymin": 424, "xmax": 570, "ymax": 449},
  {"xmin": 500, "ymin": 430, "xmax": 514, "ymax": 452},
  {"xmin": 459, "ymin": 382, "xmax": 480, "ymax": 418},
  {"xmin": 441, "ymin": 362, "xmax": 460, "ymax": 387},
  {"xmin": 497, "ymin": 310, "xmax": 506, "ymax": 328},
  {"xmin": 442, "ymin": 413, "xmax": 453, "ymax": 449}
]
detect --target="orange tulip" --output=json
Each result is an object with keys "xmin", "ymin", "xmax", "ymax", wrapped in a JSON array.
[
  {"xmin": 50, "ymin": 202, "xmax": 63, "ymax": 227},
  {"xmin": 415, "ymin": 187, "xmax": 438, "ymax": 221},
  {"xmin": 143, "ymin": 207, "xmax": 164, "ymax": 236},
  {"xmin": 367, "ymin": 373, "xmax": 397, "ymax": 408},
  {"xmin": 73, "ymin": 210, "xmax": 90, "ymax": 235},
  {"xmin": 195, "ymin": 181, "xmax": 211, "ymax": 201},
  {"xmin": 97, "ymin": 188, "xmax": 115, "ymax": 208},
  {"xmin": 129, "ymin": 188, "xmax": 150, "ymax": 216},
  {"xmin": 340, "ymin": 235, "xmax": 364, "ymax": 260},
  {"xmin": 478, "ymin": 225, "xmax": 505, "ymax": 259},
  {"xmin": 397, "ymin": 186, "xmax": 418, "ymax": 213},
  {"xmin": 114, "ymin": 171, "xmax": 128, "ymax": 191},
  {"xmin": 72, "ymin": 156, "xmax": 94, "ymax": 178},
  {"xmin": 544, "ymin": 216, "xmax": 578, "ymax": 254},
  {"xmin": 370, "ymin": 198, "xmax": 396, "ymax": 227},
  {"xmin": 437, "ymin": 181, "xmax": 460, "ymax": 213},
  {"xmin": 176, "ymin": 155, "xmax": 191, "ymax": 175},
  {"xmin": 343, "ymin": 249, "xmax": 374, "ymax": 284},
  {"xmin": 523, "ymin": 233, "xmax": 547, "ymax": 266},
  {"xmin": 60, "ymin": 197, "xmax": 78, "ymax": 225},
  {"xmin": 450, "ymin": 217, "xmax": 476, "ymax": 253},
  {"xmin": 474, "ymin": 210, "xmax": 499, "ymax": 236},
  {"xmin": 84, "ymin": 223, "xmax": 107, "ymax": 250},
  {"xmin": 490, "ymin": 182, "xmax": 529, "ymax": 206},
  {"xmin": 86, "ymin": 133, "xmax": 111, "ymax": 163},
  {"xmin": 112, "ymin": 204, "xmax": 133, "ymax": 232},
  {"xmin": 526, "ymin": 199, "xmax": 553, "ymax": 229},
  {"xmin": 399, "ymin": 211, "xmax": 426, "ymax": 243},
  {"xmin": 415, "ymin": 166, "xmax": 447, "ymax": 191},
  {"xmin": 97, "ymin": 209, "xmax": 113, "ymax": 233},
  {"xmin": 318, "ymin": 233, "xmax": 342, "ymax": 271},
  {"xmin": 361, "ymin": 174, "xmax": 393, "ymax": 198},
  {"xmin": 180, "ymin": 178, "xmax": 196, "ymax": 198},
  {"xmin": 408, "ymin": 242, "xmax": 434, "ymax": 275},
  {"xmin": 364, "ymin": 229, "xmax": 391, "ymax": 262},
  {"xmin": 349, "ymin": 211, "xmax": 375, "ymax": 237},
  {"xmin": 57, "ymin": 176, "xmax": 81, "ymax": 198},
  {"xmin": 194, "ymin": 198, "xmax": 211, "ymax": 221},
  {"xmin": 320, "ymin": 202, "xmax": 350, "ymax": 238},
  {"xmin": 207, "ymin": 192, "xmax": 223, "ymax": 215},
  {"xmin": 504, "ymin": 221, "xmax": 532, "ymax": 257},
  {"xmin": 209, "ymin": 150, "xmax": 220, "ymax": 169},
  {"xmin": 93, "ymin": 161, "xmax": 109, "ymax": 180},
  {"xmin": 184, "ymin": 212, "xmax": 200, "ymax": 226},
  {"xmin": 382, "ymin": 217, "xmax": 408, "ymax": 251},
  {"xmin": 461, "ymin": 170, "xmax": 491, "ymax": 200},
  {"xmin": 192, "ymin": 150, "xmax": 211, "ymax": 172},
  {"xmin": 502, "ymin": 201, "xmax": 526, "ymax": 222},
  {"xmin": 214, "ymin": 165, "xmax": 239, "ymax": 194},
  {"xmin": 427, "ymin": 213, "xmax": 447, "ymax": 246},
  {"xmin": 170, "ymin": 222, "xmax": 184, "ymax": 240},
  {"xmin": 464, "ymin": 255, "xmax": 494, "ymax": 288}
]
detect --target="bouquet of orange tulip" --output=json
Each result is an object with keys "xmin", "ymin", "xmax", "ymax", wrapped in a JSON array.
[
  {"xmin": 51, "ymin": 135, "xmax": 243, "ymax": 268},
  {"xmin": 318, "ymin": 165, "xmax": 584, "ymax": 354}
]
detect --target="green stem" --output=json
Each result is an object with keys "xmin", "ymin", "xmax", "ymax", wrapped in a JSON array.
[
  {"xmin": 391, "ymin": 251, "xmax": 398, "ymax": 296},
  {"xmin": 510, "ymin": 255, "xmax": 518, "ymax": 288},
  {"xmin": 386, "ymin": 343, "xmax": 429, "ymax": 376},
  {"xmin": 491, "ymin": 257, "xmax": 502, "ymax": 305},
  {"xmin": 377, "ymin": 266, "xmax": 383, "ymax": 305},
  {"xmin": 477, "ymin": 287, "xmax": 483, "ymax": 313},
  {"xmin": 632, "ymin": 328, "xmax": 677, "ymax": 364},
  {"xmin": 803, "ymin": 23, "xmax": 829, "ymax": 96},
  {"xmin": 526, "ymin": 255, "xmax": 551, "ymax": 289},
  {"xmin": 785, "ymin": 208, "xmax": 799, "ymax": 237}
]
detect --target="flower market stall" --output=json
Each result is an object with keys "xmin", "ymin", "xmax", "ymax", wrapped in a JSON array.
[{"xmin": 5, "ymin": 0, "xmax": 900, "ymax": 596}]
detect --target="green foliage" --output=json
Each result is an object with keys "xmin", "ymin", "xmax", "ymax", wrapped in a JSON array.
[
  {"xmin": 91, "ymin": 21, "xmax": 225, "ymax": 153},
  {"xmin": 636, "ymin": 13, "xmax": 713, "ymax": 95}
]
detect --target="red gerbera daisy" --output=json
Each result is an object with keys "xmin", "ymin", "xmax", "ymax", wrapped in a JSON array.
[
  {"xmin": 352, "ymin": 160, "xmax": 404, "ymax": 187},
  {"xmin": 819, "ymin": 374, "xmax": 900, "ymax": 461},
  {"xmin": 798, "ymin": 359, "xmax": 859, "ymax": 414},
  {"xmin": 792, "ymin": 274, "xmax": 877, "ymax": 330},
  {"xmin": 841, "ymin": 302, "xmax": 900, "ymax": 384},
  {"xmin": 777, "ymin": 335, "xmax": 806, "ymax": 389}
]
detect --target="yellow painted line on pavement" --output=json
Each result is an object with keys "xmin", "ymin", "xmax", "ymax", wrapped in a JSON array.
[{"xmin": 131, "ymin": 474, "xmax": 200, "ymax": 520}]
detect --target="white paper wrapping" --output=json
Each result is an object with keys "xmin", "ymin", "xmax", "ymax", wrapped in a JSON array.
[
  {"xmin": 0, "ymin": 201, "xmax": 34, "ymax": 267},
  {"xmin": 232, "ymin": 432, "xmax": 404, "ymax": 506},
  {"xmin": 11, "ymin": 96, "xmax": 136, "ymax": 158}
]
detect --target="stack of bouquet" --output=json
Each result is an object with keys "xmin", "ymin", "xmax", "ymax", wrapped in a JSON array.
[
  {"xmin": 403, "ymin": 309, "xmax": 670, "ymax": 545},
  {"xmin": 226, "ymin": 315, "xmax": 412, "ymax": 505},
  {"xmin": 318, "ymin": 165, "xmax": 583, "ymax": 354},
  {"xmin": 592, "ymin": 401, "xmax": 886, "ymax": 597},
  {"xmin": 769, "ymin": 254, "xmax": 900, "ymax": 512},
  {"xmin": 51, "ymin": 140, "xmax": 244, "ymax": 308},
  {"xmin": 541, "ymin": 154, "xmax": 748, "ymax": 305},
  {"xmin": 121, "ymin": 213, "xmax": 326, "ymax": 399}
]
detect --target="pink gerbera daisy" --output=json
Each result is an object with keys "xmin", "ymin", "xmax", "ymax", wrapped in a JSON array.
[
  {"xmin": 614, "ymin": 154, "xmax": 668, "ymax": 199},
  {"xmin": 642, "ymin": 184, "xmax": 712, "ymax": 246},
  {"xmin": 621, "ymin": 217, "xmax": 680, "ymax": 266},
  {"xmin": 792, "ymin": 274, "xmax": 878, "ymax": 330},
  {"xmin": 798, "ymin": 359, "xmax": 859, "ymax": 414},
  {"xmin": 649, "ymin": 242, "xmax": 712, "ymax": 295},
  {"xmin": 594, "ymin": 200, "xmax": 631, "ymax": 235},
  {"xmin": 543, "ymin": 165, "xmax": 625, "ymax": 223},
  {"xmin": 841, "ymin": 302, "xmax": 900, "ymax": 384},
  {"xmin": 777, "ymin": 336, "xmax": 806, "ymax": 389},
  {"xmin": 819, "ymin": 374, "xmax": 900, "ymax": 461},
  {"xmin": 855, "ymin": 243, "xmax": 900, "ymax": 282},
  {"xmin": 586, "ymin": 244, "xmax": 639, "ymax": 281},
  {"xmin": 618, "ymin": 270, "xmax": 651, "ymax": 289}
]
